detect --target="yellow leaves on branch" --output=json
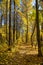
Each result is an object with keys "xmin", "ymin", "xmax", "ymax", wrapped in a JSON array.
[
  {"xmin": 0, "ymin": 0, "xmax": 20, "ymax": 10},
  {"xmin": 0, "ymin": 0, "xmax": 28, "ymax": 25},
  {"xmin": 15, "ymin": 0, "xmax": 20, "ymax": 7},
  {"xmin": 16, "ymin": 10, "xmax": 27, "ymax": 25},
  {"xmin": 0, "ymin": 0, "xmax": 9, "ymax": 11}
]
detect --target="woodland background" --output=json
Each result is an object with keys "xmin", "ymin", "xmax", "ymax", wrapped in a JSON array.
[{"xmin": 0, "ymin": 0, "xmax": 43, "ymax": 65}]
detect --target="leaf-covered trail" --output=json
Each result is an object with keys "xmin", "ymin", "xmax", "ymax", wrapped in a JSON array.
[
  {"xmin": 0, "ymin": 44, "xmax": 43, "ymax": 65},
  {"xmin": 11, "ymin": 43, "xmax": 38, "ymax": 56},
  {"xmin": 15, "ymin": 44, "xmax": 38, "ymax": 55}
]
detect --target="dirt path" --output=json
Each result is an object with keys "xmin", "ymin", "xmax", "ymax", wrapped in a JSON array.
[
  {"xmin": 0, "ymin": 44, "xmax": 43, "ymax": 65},
  {"xmin": 12, "ymin": 44, "xmax": 38, "ymax": 55}
]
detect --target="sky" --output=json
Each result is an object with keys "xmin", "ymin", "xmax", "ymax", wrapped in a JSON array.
[{"xmin": 32, "ymin": 0, "xmax": 36, "ymax": 6}]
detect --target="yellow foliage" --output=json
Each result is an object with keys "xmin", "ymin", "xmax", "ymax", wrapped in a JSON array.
[
  {"xmin": 0, "ymin": 43, "xmax": 8, "ymax": 52},
  {"xmin": 1, "ymin": 0, "xmax": 20, "ymax": 7},
  {"xmin": 0, "ymin": 0, "xmax": 27, "ymax": 25},
  {"xmin": 15, "ymin": 0, "xmax": 20, "ymax": 7},
  {"xmin": 40, "ymin": 31, "xmax": 43, "ymax": 37},
  {"xmin": 17, "ymin": 10, "xmax": 27, "ymax": 25}
]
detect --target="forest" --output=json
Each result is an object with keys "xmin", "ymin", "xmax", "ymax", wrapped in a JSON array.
[{"xmin": 0, "ymin": 0, "xmax": 43, "ymax": 65}]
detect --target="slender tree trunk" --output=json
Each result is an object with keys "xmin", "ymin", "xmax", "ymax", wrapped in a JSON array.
[
  {"xmin": 25, "ymin": 1, "xmax": 28, "ymax": 43},
  {"xmin": 8, "ymin": 0, "xmax": 11, "ymax": 50},
  {"xmin": 13, "ymin": 1, "xmax": 16, "ymax": 42},
  {"xmin": 1, "ymin": 15, "xmax": 2, "ymax": 27},
  {"xmin": 6, "ymin": 0, "xmax": 8, "ymax": 40},
  {"xmin": 36, "ymin": 0, "xmax": 42, "ymax": 56},
  {"xmin": 0, "ymin": 18, "xmax": 1, "ymax": 27},
  {"xmin": 26, "ymin": 15, "xmax": 28, "ymax": 43},
  {"xmin": 0, "ymin": 5, "xmax": 2, "ymax": 27},
  {"xmin": 1, "ymin": 5, "xmax": 2, "ymax": 27},
  {"xmin": 16, "ymin": 14, "xmax": 19, "ymax": 40},
  {"xmin": 31, "ymin": 22, "xmax": 36, "ymax": 46}
]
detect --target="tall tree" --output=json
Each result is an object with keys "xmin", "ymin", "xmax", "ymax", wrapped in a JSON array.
[
  {"xmin": 36, "ymin": 0, "xmax": 42, "ymax": 56},
  {"xmin": 21, "ymin": 0, "xmax": 29, "ymax": 43},
  {"xmin": 21, "ymin": 0, "xmax": 32, "ymax": 43},
  {"xmin": 13, "ymin": 0, "xmax": 16, "ymax": 43},
  {"xmin": 0, "ymin": 14, "xmax": 2, "ymax": 27},
  {"xmin": 0, "ymin": 5, "xmax": 2, "ymax": 27},
  {"xmin": 13, "ymin": 0, "xmax": 19, "ymax": 43},
  {"xmin": 6, "ymin": 0, "xmax": 8, "ymax": 40},
  {"xmin": 8, "ymin": 0, "xmax": 11, "ymax": 50}
]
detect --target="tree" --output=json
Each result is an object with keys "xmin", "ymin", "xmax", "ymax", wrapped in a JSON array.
[
  {"xmin": 6, "ymin": 0, "xmax": 8, "ymax": 40},
  {"xmin": 8, "ymin": 0, "xmax": 11, "ymax": 50},
  {"xmin": 21, "ymin": 0, "xmax": 32, "ymax": 43},
  {"xmin": 0, "ymin": 14, "xmax": 3, "ymax": 27},
  {"xmin": 13, "ymin": 0, "xmax": 15, "ymax": 42},
  {"xmin": 0, "ymin": 5, "xmax": 2, "ymax": 28},
  {"xmin": 36, "ymin": 0, "xmax": 42, "ymax": 56},
  {"xmin": 13, "ymin": 0, "xmax": 20, "ymax": 43},
  {"xmin": 39, "ymin": 1, "xmax": 43, "ymax": 65}
]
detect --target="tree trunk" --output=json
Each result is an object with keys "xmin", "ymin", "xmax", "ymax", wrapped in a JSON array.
[
  {"xmin": 6, "ymin": 1, "xmax": 8, "ymax": 40},
  {"xmin": 25, "ymin": 1, "xmax": 28, "ymax": 43},
  {"xmin": 36, "ymin": 0, "xmax": 42, "ymax": 56},
  {"xmin": 31, "ymin": 22, "xmax": 36, "ymax": 46},
  {"xmin": 16, "ymin": 14, "xmax": 20, "ymax": 40},
  {"xmin": 0, "ymin": 15, "xmax": 2, "ymax": 27},
  {"xmin": 8, "ymin": 0, "xmax": 11, "ymax": 50},
  {"xmin": 13, "ymin": 1, "xmax": 16, "ymax": 42},
  {"xmin": 0, "ymin": 5, "xmax": 2, "ymax": 27}
]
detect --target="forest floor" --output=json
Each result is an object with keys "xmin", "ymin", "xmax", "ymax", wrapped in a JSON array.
[{"xmin": 0, "ymin": 43, "xmax": 43, "ymax": 65}]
